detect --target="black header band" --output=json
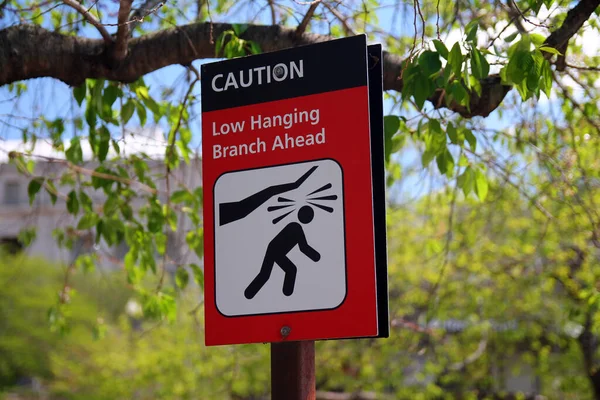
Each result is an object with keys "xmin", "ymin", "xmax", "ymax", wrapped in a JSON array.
[{"xmin": 201, "ymin": 35, "xmax": 368, "ymax": 112}]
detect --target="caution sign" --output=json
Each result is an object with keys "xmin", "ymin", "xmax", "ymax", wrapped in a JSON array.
[{"xmin": 202, "ymin": 35, "xmax": 388, "ymax": 346}]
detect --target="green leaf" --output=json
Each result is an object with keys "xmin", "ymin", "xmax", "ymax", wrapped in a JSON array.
[
  {"xmin": 75, "ymin": 253, "xmax": 96, "ymax": 273},
  {"xmin": 422, "ymin": 150, "xmax": 436, "ymax": 168},
  {"xmin": 530, "ymin": 33, "xmax": 546, "ymax": 46},
  {"xmin": 436, "ymin": 149, "xmax": 455, "ymax": 175},
  {"xmin": 142, "ymin": 291, "xmax": 176, "ymax": 322},
  {"xmin": 175, "ymin": 267, "xmax": 189, "ymax": 289},
  {"xmin": 166, "ymin": 208, "xmax": 177, "ymax": 232},
  {"xmin": 135, "ymin": 86, "xmax": 150, "ymax": 100},
  {"xmin": 65, "ymin": 137, "xmax": 83, "ymax": 164},
  {"xmin": 79, "ymin": 190, "xmax": 93, "ymax": 212},
  {"xmin": 464, "ymin": 128, "xmax": 477, "ymax": 151},
  {"xmin": 102, "ymin": 85, "xmax": 120, "ymax": 108},
  {"xmin": 122, "ymin": 100, "xmax": 135, "ymax": 124},
  {"xmin": 215, "ymin": 31, "xmax": 229, "ymax": 57},
  {"xmin": 180, "ymin": 128, "xmax": 192, "ymax": 145},
  {"xmin": 155, "ymin": 232, "xmax": 167, "ymax": 255},
  {"xmin": 425, "ymin": 120, "xmax": 446, "ymax": 156},
  {"xmin": 474, "ymin": 168, "xmax": 489, "ymax": 200},
  {"xmin": 112, "ymin": 139, "xmax": 120, "ymax": 154},
  {"xmin": 194, "ymin": 186, "xmax": 203, "ymax": 205},
  {"xmin": 466, "ymin": 22, "xmax": 478, "ymax": 42},
  {"xmin": 124, "ymin": 250, "xmax": 136, "ymax": 271},
  {"xmin": 447, "ymin": 122, "xmax": 459, "ymax": 144},
  {"xmin": 457, "ymin": 166, "xmax": 475, "ymax": 196},
  {"xmin": 136, "ymin": 101, "xmax": 147, "ymax": 126},
  {"xmin": 97, "ymin": 125, "xmax": 110, "ymax": 162},
  {"xmin": 470, "ymin": 48, "xmax": 490, "ymax": 79},
  {"xmin": 147, "ymin": 203, "xmax": 164, "ymax": 233},
  {"xmin": 91, "ymin": 79, "xmax": 104, "ymax": 116},
  {"xmin": 100, "ymin": 218, "xmax": 123, "ymax": 246},
  {"xmin": 67, "ymin": 191, "xmax": 79, "ymax": 215},
  {"xmin": 448, "ymin": 43, "xmax": 463, "ymax": 77},
  {"xmin": 51, "ymin": 10, "xmax": 62, "ymax": 28},
  {"xmin": 85, "ymin": 105, "xmax": 97, "ymax": 129},
  {"xmin": 432, "ymin": 39, "xmax": 449, "ymax": 59},
  {"xmin": 186, "ymin": 229, "xmax": 204, "ymax": 259},
  {"xmin": 171, "ymin": 190, "xmax": 193, "ymax": 204},
  {"xmin": 45, "ymin": 180, "xmax": 57, "ymax": 205},
  {"xmin": 25, "ymin": 159, "xmax": 35, "ymax": 174},
  {"xmin": 428, "ymin": 119, "xmax": 442, "ymax": 135},
  {"xmin": 189, "ymin": 263, "xmax": 204, "ymax": 288},
  {"xmin": 28, "ymin": 177, "xmax": 44, "ymax": 206},
  {"xmin": 448, "ymin": 81, "xmax": 468, "ymax": 107},
  {"xmin": 540, "ymin": 60, "xmax": 553, "ymax": 97},
  {"xmin": 73, "ymin": 84, "xmax": 86, "ymax": 106},
  {"xmin": 413, "ymin": 73, "xmax": 435, "ymax": 109},
  {"xmin": 232, "ymin": 23, "xmax": 248, "ymax": 36},
  {"xmin": 418, "ymin": 51, "xmax": 442, "ymax": 77},
  {"xmin": 538, "ymin": 46, "xmax": 562, "ymax": 56},
  {"xmin": 103, "ymin": 194, "xmax": 119, "ymax": 216},
  {"xmin": 77, "ymin": 213, "xmax": 99, "ymax": 230},
  {"xmin": 504, "ymin": 32, "xmax": 519, "ymax": 43},
  {"xmin": 18, "ymin": 227, "xmax": 37, "ymax": 247}
]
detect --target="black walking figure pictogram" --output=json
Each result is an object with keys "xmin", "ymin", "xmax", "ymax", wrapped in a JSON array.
[{"xmin": 244, "ymin": 205, "xmax": 321, "ymax": 299}]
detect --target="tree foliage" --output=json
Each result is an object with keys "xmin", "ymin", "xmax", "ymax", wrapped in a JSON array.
[{"xmin": 1, "ymin": 0, "xmax": 600, "ymax": 398}]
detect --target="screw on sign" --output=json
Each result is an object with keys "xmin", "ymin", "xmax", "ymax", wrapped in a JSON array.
[{"xmin": 201, "ymin": 35, "xmax": 388, "ymax": 399}]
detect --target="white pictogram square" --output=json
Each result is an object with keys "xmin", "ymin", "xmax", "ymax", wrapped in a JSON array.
[{"xmin": 214, "ymin": 159, "xmax": 347, "ymax": 316}]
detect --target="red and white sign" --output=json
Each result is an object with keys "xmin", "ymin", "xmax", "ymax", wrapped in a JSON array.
[{"xmin": 201, "ymin": 36, "xmax": 382, "ymax": 346}]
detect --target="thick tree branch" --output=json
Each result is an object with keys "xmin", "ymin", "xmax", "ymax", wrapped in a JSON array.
[
  {"xmin": 62, "ymin": 0, "xmax": 113, "ymax": 43},
  {"xmin": 112, "ymin": 0, "xmax": 134, "ymax": 61},
  {"xmin": 1, "ymin": 0, "xmax": 598, "ymax": 118}
]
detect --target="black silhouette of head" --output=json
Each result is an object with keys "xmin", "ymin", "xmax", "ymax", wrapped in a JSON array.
[{"xmin": 298, "ymin": 205, "xmax": 314, "ymax": 224}]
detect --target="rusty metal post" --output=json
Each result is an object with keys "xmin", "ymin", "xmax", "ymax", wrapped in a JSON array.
[{"xmin": 271, "ymin": 341, "xmax": 316, "ymax": 400}]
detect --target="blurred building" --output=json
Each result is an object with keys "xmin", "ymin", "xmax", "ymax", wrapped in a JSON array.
[{"xmin": 0, "ymin": 128, "xmax": 202, "ymax": 270}]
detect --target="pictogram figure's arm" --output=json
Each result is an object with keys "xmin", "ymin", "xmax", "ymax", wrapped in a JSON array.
[{"xmin": 297, "ymin": 230, "xmax": 320, "ymax": 262}]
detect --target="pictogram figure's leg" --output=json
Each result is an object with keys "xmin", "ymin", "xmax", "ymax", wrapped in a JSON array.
[
  {"xmin": 244, "ymin": 255, "xmax": 275, "ymax": 299},
  {"xmin": 277, "ymin": 256, "xmax": 298, "ymax": 296}
]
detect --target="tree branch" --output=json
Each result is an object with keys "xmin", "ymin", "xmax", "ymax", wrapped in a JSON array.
[
  {"xmin": 544, "ymin": 0, "xmax": 600, "ymax": 51},
  {"xmin": 128, "ymin": 0, "xmax": 164, "ymax": 36},
  {"xmin": 267, "ymin": 0, "xmax": 276, "ymax": 24},
  {"xmin": 322, "ymin": 1, "xmax": 355, "ymax": 35},
  {"xmin": 112, "ymin": 0, "xmax": 134, "ymax": 61},
  {"xmin": 296, "ymin": 0, "xmax": 320, "ymax": 38},
  {"xmin": 62, "ymin": 0, "xmax": 113, "ymax": 43}
]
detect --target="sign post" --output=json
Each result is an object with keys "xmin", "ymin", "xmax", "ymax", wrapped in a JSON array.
[
  {"xmin": 271, "ymin": 341, "xmax": 315, "ymax": 399},
  {"xmin": 201, "ymin": 35, "xmax": 387, "ymax": 397}
]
